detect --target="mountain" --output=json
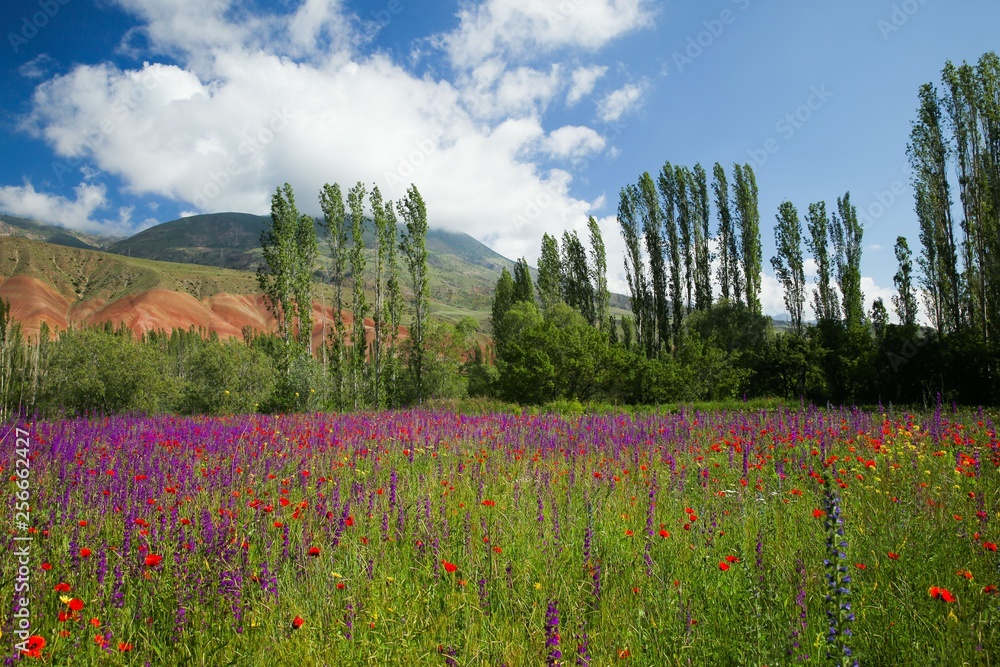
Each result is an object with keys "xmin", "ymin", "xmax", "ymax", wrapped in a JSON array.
[
  {"xmin": 0, "ymin": 214, "xmax": 113, "ymax": 251},
  {"xmin": 108, "ymin": 213, "xmax": 516, "ymax": 312}
]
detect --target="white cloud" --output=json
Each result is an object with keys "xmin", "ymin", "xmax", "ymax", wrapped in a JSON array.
[
  {"xmin": 441, "ymin": 0, "xmax": 654, "ymax": 68},
  {"xmin": 0, "ymin": 181, "xmax": 136, "ymax": 234},
  {"xmin": 18, "ymin": 54, "xmax": 58, "ymax": 80},
  {"xmin": 566, "ymin": 65, "xmax": 607, "ymax": 106},
  {"xmin": 545, "ymin": 125, "xmax": 606, "ymax": 160},
  {"xmin": 13, "ymin": 0, "xmax": 660, "ymax": 269},
  {"xmin": 597, "ymin": 81, "xmax": 646, "ymax": 122}
]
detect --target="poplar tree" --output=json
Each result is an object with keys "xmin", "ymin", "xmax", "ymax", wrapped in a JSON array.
[
  {"xmin": 618, "ymin": 184, "xmax": 651, "ymax": 355},
  {"xmin": 347, "ymin": 181, "xmax": 368, "ymax": 407},
  {"xmin": 382, "ymin": 197, "xmax": 403, "ymax": 407},
  {"xmin": 537, "ymin": 233, "xmax": 562, "ymax": 314},
  {"xmin": 674, "ymin": 166, "xmax": 695, "ymax": 313},
  {"xmin": 713, "ymin": 163, "xmax": 741, "ymax": 304},
  {"xmin": 512, "ymin": 258, "xmax": 534, "ymax": 305},
  {"xmin": 733, "ymin": 163, "xmax": 762, "ymax": 315},
  {"xmin": 657, "ymin": 163, "xmax": 684, "ymax": 349},
  {"xmin": 831, "ymin": 193, "xmax": 865, "ymax": 329},
  {"xmin": 587, "ymin": 216, "xmax": 610, "ymax": 331},
  {"xmin": 692, "ymin": 163, "xmax": 713, "ymax": 311},
  {"xmin": 319, "ymin": 182, "xmax": 348, "ymax": 408},
  {"xmin": 399, "ymin": 184, "xmax": 430, "ymax": 404},
  {"xmin": 893, "ymin": 236, "xmax": 919, "ymax": 328},
  {"xmin": 370, "ymin": 185, "xmax": 389, "ymax": 407},
  {"xmin": 805, "ymin": 201, "xmax": 839, "ymax": 322},
  {"xmin": 561, "ymin": 230, "xmax": 595, "ymax": 325},
  {"xmin": 909, "ymin": 82, "xmax": 961, "ymax": 334},
  {"xmin": 771, "ymin": 201, "xmax": 806, "ymax": 333},
  {"xmin": 491, "ymin": 268, "xmax": 516, "ymax": 357},
  {"xmin": 638, "ymin": 172, "xmax": 666, "ymax": 353}
]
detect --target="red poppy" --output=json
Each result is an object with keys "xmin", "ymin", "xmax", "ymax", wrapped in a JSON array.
[
  {"xmin": 812, "ymin": 509, "xmax": 824, "ymax": 519},
  {"xmin": 984, "ymin": 542, "xmax": 998, "ymax": 552},
  {"xmin": 145, "ymin": 554, "xmax": 163, "ymax": 567},
  {"xmin": 725, "ymin": 555, "xmax": 740, "ymax": 563},
  {"xmin": 40, "ymin": 562, "xmax": 52, "ymax": 571},
  {"xmin": 21, "ymin": 635, "xmax": 45, "ymax": 659},
  {"xmin": 887, "ymin": 551, "xmax": 900, "ymax": 560},
  {"xmin": 89, "ymin": 618, "xmax": 100, "ymax": 627},
  {"xmin": 68, "ymin": 598, "xmax": 84, "ymax": 612},
  {"xmin": 929, "ymin": 586, "xmax": 957, "ymax": 603},
  {"xmin": 308, "ymin": 546, "xmax": 320, "ymax": 557},
  {"xmin": 983, "ymin": 585, "xmax": 998, "ymax": 595},
  {"xmin": 855, "ymin": 563, "xmax": 867, "ymax": 570},
  {"xmin": 719, "ymin": 562, "xmax": 730, "ymax": 571},
  {"xmin": 118, "ymin": 642, "xmax": 133, "ymax": 652},
  {"xmin": 659, "ymin": 529, "xmax": 670, "ymax": 538},
  {"xmin": 442, "ymin": 560, "xmax": 458, "ymax": 573},
  {"xmin": 345, "ymin": 516, "xmax": 355, "ymax": 526},
  {"xmin": 481, "ymin": 499, "xmax": 495, "ymax": 507},
  {"xmin": 624, "ymin": 529, "xmax": 634, "ymax": 537},
  {"xmin": 291, "ymin": 616, "xmax": 304, "ymax": 630},
  {"xmin": 79, "ymin": 548, "xmax": 92, "ymax": 558},
  {"xmin": 336, "ymin": 582, "xmax": 345, "ymax": 589},
  {"xmin": 78, "ymin": 521, "xmax": 88, "ymax": 527}
]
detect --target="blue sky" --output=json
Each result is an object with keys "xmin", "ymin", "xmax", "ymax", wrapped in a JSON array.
[{"xmin": 1, "ymin": 0, "xmax": 998, "ymax": 318}]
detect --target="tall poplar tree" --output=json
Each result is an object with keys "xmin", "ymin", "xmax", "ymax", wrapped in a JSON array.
[
  {"xmin": 713, "ymin": 163, "xmax": 741, "ymax": 304},
  {"xmin": 692, "ymin": 163, "xmax": 713, "ymax": 311},
  {"xmin": 674, "ymin": 166, "xmax": 695, "ymax": 313},
  {"xmin": 319, "ymin": 182, "xmax": 348, "ymax": 407},
  {"xmin": 831, "ymin": 193, "xmax": 865, "ymax": 329},
  {"xmin": 347, "ymin": 182, "xmax": 368, "ymax": 407},
  {"xmin": 370, "ymin": 185, "xmax": 389, "ymax": 407},
  {"xmin": 399, "ymin": 184, "xmax": 430, "ymax": 404},
  {"xmin": 512, "ymin": 258, "xmax": 534, "ymax": 305},
  {"xmin": 638, "ymin": 172, "xmax": 666, "ymax": 353},
  {"xmin": 893, "ymin": 236, "xmax": 919, "ymax": 328},
  {"xmin": 658, "ymin": 163, "xmax": 684, "ymax": 349},
  {"xmin": 909, "ymin": 82, "xmax": 961, "ymax": 334},
  {"xmin": 771, "ymin": 201, "xmax": 806, "ymax": 333},
  {"xmin": 537, "ymin": 233, "xmax": 562, "ymax": 314},
  {"xmin": 733, "ymin": 163, "xmax": 762, "ymax": 315},
  {"xmin": 618, "ymin": 184, "xmax": 651, "ymax": 355},
  {"xmin": 587, "ymin": 216, "xmax": 610, "ymax": 331},
  {"xmin": 805, "ymin": 201, "xmax": 839, "ymax": 322},
  {"xmin": 561, "ymin": 230, "xmax": 596, "ymax": 325}
]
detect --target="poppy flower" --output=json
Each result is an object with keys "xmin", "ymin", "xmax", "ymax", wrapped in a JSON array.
[
  {"xmin": 659, "ymin": 529, "xmax": 670, "ymax": 538},
  {"xmin": 89, "ymin": 618, "xmax": 100, "ymax": 627},
  {"xmin": 929, "ymin": 587, "xmax": 957, "ymax": 603},
  {"xmin": 442, "ymin": 560, "xmax": 458, "ymax": 573},
  {"xmin": 812, "ymin": 509, "xmax": 824, "ymax": 519},
  {"xmin": 984, "ymin": 542, "xmax": 998, "ymax": 552},
  {"xmin": 118, "ymin": 642, "xmax": 133, "ymax": 652},
  {"xmin": 983, "ymin": 585, "xmax": 998, "ymax": 595},
  {"xmin": 145, "ymin": 554, "xmax": 163, "ymax": 567},
  {"xmin": 336, "ymin": 582, "xmax": 345, "ymax": 589},
  {"xmin": 79, "ymin": 548, "xmax": 92, "ymax": 558},
  {"xmin": 725, "ymin": 555, "xmax": 740, "ymax": 563},
  {"xmin": 887, "ymin": 551, "xmax": 900, "ymax": 560},
  {"xmin": 719, "ymin": 562, "xmax": 730, "ymax": 571},
  {"xmin": 308, "ymin": 547, "xmax": 320, "ymax": 557},
  {"xmin": 68, "ymin": 598, "xmax": 84, "ymax": 612},
  {"xmin": 40, "ymin": 562, "xmax": 52, "ymax": 571},
  {"xmin": 21, "ymin": 635, "xmax": 45, "ymax": 659},
  {"xmin": 291, "ymin": 616, "xmax": 304, "ymax": 630}
]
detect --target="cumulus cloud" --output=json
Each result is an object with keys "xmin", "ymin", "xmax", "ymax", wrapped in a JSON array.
[
  {"xmin": 566, "ymin": 65, "xmax": 607, "ymax": 106},
  {"xmin": 0, "ymin": 181, "xmax": 136, "ymax": 234},
  {"xmin": 545, "ymin": 125, "xmax": 606, "ymax": 160},
  {"xmin": 11, "ymin": 0, "xmax": 660, "ymax": 268},
  {"xmin": 18, "ymin": 54, "xmax": 58, "ymax": 80},
  {"xmin": 597, "ymin": 81, "xmax": 646, "ymax": 122},
  {"xmin": 441, "ymin": 0, "xmax": 654, "ymax": 68}
]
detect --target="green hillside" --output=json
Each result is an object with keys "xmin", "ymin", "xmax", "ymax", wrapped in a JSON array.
[
  {"xmin": 0, "ymin": 214, "xmax": 112, "ymax": 251},
  {"xmin": 108, "ymin": 213, "xmax": 517, "ymax": 312}
]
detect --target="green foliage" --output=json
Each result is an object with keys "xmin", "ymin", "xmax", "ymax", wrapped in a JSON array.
[
  {"xmin": 40, "ymin": 327, "xmax": 178, "ymax": 416},
  {"xmin": 180, "ymin": 339, "xmax": 275, "ymax": 415}
]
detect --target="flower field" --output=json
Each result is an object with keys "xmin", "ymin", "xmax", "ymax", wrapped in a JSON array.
[{"xmin": 2, "ymin": 407, "xmax": 999, "ymax": 665}]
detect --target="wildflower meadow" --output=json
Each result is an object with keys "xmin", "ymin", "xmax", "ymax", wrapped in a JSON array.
[{"xmin": 2, "ymin": 405, "xmax": 999, "ymax": 665}]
